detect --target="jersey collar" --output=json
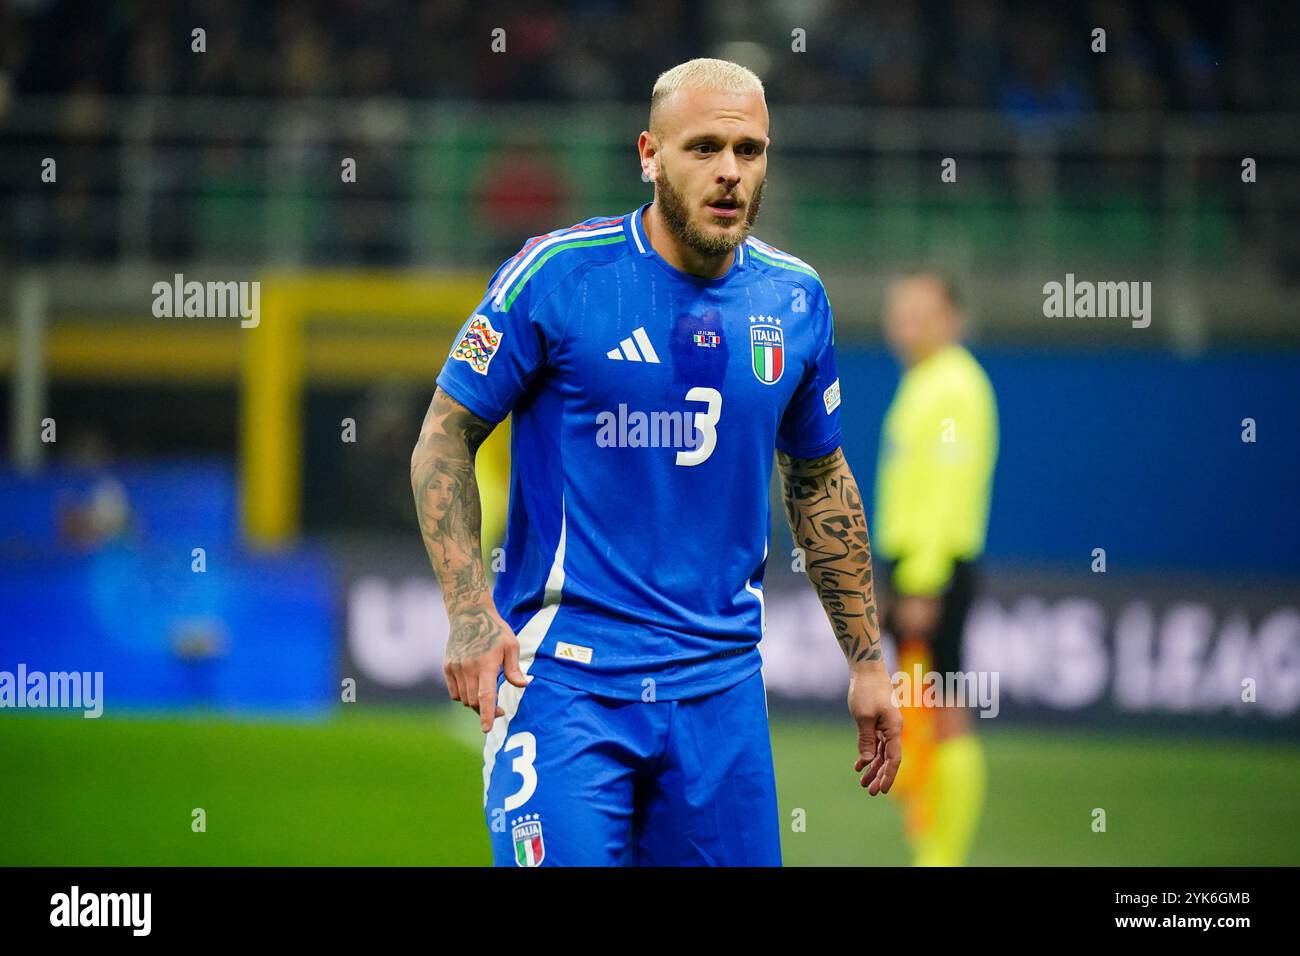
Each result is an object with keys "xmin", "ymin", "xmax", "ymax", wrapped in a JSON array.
[{"xmin": 626, "ymin": 201, "xmax": 747, "ymax": 283}]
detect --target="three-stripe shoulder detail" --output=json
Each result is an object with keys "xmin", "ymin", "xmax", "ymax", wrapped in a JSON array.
[
  {"xmin": 744, "ymin": 237, "xmax": 821, "ymax": 282},
  {"xmin": 490, "ymin": 219, "xmax": 627, "ymax": 312}
]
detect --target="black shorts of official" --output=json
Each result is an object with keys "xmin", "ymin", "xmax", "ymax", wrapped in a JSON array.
[{"xmin": 878, "ymin": 557, "xmax": 979, "ymax": 675}]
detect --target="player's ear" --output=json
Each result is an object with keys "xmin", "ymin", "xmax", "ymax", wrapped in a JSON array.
[{"xmin": 637, "ymin": 131, "xmax": 658, "ymax": 179}]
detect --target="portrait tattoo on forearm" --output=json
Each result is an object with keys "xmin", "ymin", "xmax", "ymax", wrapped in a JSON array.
[{"xmin": 411, "ymin": 388, "xmax": 495, "ymax": 616}]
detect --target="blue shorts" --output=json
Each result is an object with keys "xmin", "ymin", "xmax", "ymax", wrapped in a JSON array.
[{"xmin": 482, "ymin": 668, "xmax": 782, "ymax": 866}]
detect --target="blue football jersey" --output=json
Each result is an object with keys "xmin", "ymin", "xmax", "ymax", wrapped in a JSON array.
[{"xmin": 435, "ymin": 202, "xmax": 843, "ymax": 700}]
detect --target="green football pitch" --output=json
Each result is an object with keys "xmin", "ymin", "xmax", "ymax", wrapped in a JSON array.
[{"xmin": 2, "ymin": 707, "xmax": 1297, "ymax": 866}]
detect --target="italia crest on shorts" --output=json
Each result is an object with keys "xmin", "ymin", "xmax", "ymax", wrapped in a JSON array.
[
  {"xmin": 452, "ymin": 313, "xmax": 503, "ymax": 376},
  {"xmin": 511, "ymin": 814, "xmax": 545, "ymax": 867},
  {"xmin": 750, "ymin": 315, "xmax": 784, "ymax": 384}
]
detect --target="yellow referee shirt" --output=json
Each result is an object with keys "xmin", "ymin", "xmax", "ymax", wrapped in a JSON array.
[{"xmin": 873, "ymin": 344, "xmax": 998, "ymax": 597}]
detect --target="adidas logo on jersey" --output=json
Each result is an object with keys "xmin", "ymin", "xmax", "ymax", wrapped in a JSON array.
[{"xmin": 606, "ymin": 327, "xmax": 660, "ymax": 363}]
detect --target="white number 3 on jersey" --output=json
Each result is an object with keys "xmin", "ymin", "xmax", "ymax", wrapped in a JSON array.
[
  {"xmin": 502, "ymin": 731, "xmax": 538, "ymax": 812},
  {"xmin": 676, "ymin": 386, "xmax": 721, "ymax": 467}
]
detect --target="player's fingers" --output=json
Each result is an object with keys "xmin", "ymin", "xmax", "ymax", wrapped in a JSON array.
[
  {"xmin": 456, "ymin": 665, "xmax": 474, "ymax": 709},
  {"xmin": 861, "ymin": 736, "xmax": 884, "ymax": 792},
  {"xmin": 462, "ymin": 669, "xmax": 480, "ymax": 714},
  {"xmin": 875, "ymin": 762, "xmax": 898, "ymax": 795},
  {"xmin": 860, "ymin": 728, "xmax": 894, "ymax": 790},
  {"xmin": 868, "ymin": 758, "xmax": 892, "ymax": 795},
  {"xmin": 855, "ymin": 751, "xmax": 880, "ymax": 772},
  {"xmin": 477, "ymin": 672, "xmax": 498, "ymax": 732},
  {"xmin": 876, "ymin": 733, "xmax": 903, "ymax": 794},
  {"xmin": 854, "ymin": 719, "xmax": 878, "ymax": 770},
  {"xmin": 445, "ymin": 661, "xmax": 462, "ymax": 702},
  {"xmin": 858, "ymin": 747, "xmax": 884, "ymax": 788},
  {"xmin": 502, "ymin": 639, "xmax": 528, "ymax": 688}
]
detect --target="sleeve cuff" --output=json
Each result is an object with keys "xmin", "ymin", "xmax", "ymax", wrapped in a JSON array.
[
  {"xmin": 775, "ymin": 430, "xmax": 843, "ymax": 461},
  {"xmin": 435, "ymin": 370, "xmax": 507, "ymax": 425}
]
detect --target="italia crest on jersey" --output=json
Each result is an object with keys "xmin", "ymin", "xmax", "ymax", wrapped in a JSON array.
[
  {"xmin": 452, "ymin": 313, "xmax": 503, "ymax": 376},
  {"xmin": 511, "ymin": 814, "xmax": 545, "ymax": 867},
  {"xmin": 750, "ymin": 316, "xmax": 784, "ymax": 384}
]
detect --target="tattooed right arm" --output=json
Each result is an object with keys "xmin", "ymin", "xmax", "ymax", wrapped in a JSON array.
[
  {"xmin": 411, "ymin": 386, "xmax": 525, "ymax": 729},
  {"xmin": 411, "ymin": 386, "xmax": 495, "ymax": 616}
]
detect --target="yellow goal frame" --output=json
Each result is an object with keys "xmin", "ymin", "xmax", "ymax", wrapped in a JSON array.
[{"xmin": 241, "ymin": 271, "xmax": 499, "ymax": 549}]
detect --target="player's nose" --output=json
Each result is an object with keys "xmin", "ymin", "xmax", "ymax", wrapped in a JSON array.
[{"xmin": 716, "ymin": 150, "xmax": 741, "ymax": 185}]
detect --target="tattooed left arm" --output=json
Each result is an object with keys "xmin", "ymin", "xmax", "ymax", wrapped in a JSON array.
[
  {"xmin": 777, "ymin": 446, "xmax": 902, "ymax": 794},
  {"xmin": 776, "ymin": 446, "xmax": 882, "ymax": 665}
]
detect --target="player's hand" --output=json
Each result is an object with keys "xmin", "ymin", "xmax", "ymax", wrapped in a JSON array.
[
  {"xmin": 848, "ymin": 662, "xmax": 903, "ymax": 795},
  {"xmin": 444, "ymin": 602, "xmax": 529, "ymax": 733}
]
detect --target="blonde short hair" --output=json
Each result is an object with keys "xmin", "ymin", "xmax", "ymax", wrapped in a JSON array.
[{"xmin": 649, "ymin": 58, "xmax": 765, "ymax": 135}]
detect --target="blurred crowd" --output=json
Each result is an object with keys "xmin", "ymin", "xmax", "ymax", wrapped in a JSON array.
[
  {"xmin": 2, "ymin": 0, "xmax": 1294, "ymax": 113},
  {"xmin": 2, "ymin": 0, "xmax": 1294, "ymax": 268}
]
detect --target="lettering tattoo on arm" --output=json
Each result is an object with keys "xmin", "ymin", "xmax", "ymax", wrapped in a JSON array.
[
  {"xmin": 777, "ymin": 447, "xmax": 882, "ymax": 664},
  {"xmin": 410, "ymin": 387, "xmax": 500, "ymax": 659}
]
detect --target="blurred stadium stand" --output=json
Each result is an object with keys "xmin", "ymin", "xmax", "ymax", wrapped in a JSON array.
[{"xmin": 3, "ymin": 2, "xmax": 1298, "ymax": 336}]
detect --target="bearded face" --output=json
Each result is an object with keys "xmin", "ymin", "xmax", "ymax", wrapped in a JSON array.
[{"xmin": 655, "ymin": 163, "xmax": 766, "ymax": 258}]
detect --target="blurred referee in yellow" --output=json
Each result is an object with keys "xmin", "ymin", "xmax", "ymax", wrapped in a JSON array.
[{"xmin": 874, "ymin": 271, "xmax": 998, "ymax": 866}]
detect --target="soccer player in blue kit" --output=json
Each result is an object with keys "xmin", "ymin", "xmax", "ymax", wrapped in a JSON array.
[{"xmin": 412, "ymin": 58, "xmax": 902, "ymax": 866}]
